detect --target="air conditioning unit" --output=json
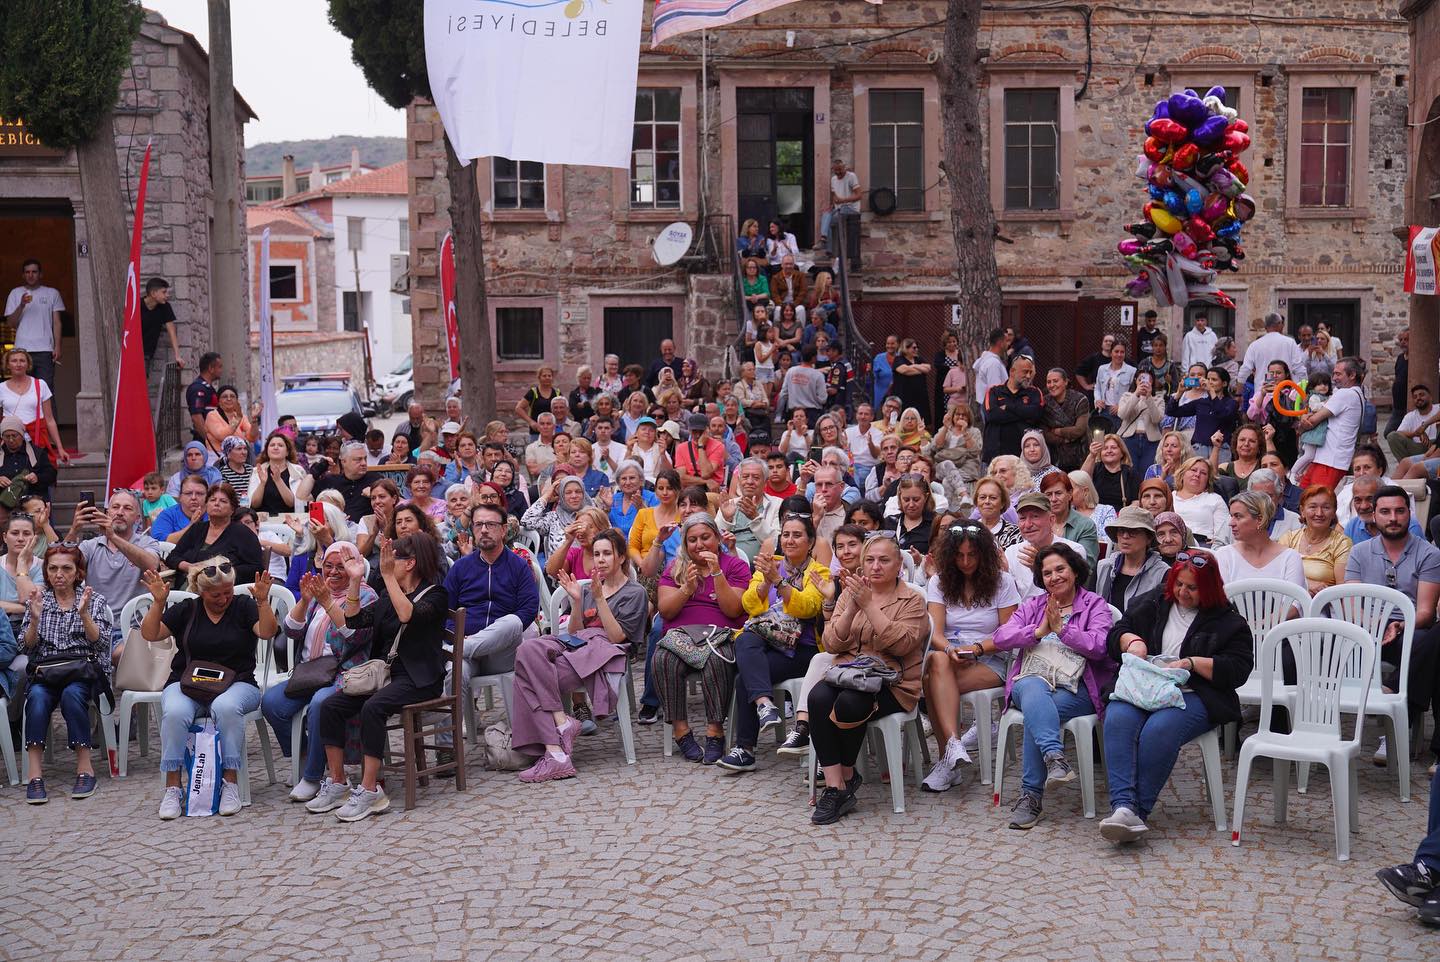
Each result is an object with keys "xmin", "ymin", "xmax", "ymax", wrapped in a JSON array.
[{"xmin": 390, "ymin": 253, "xmax": 410, "ymax": 294}]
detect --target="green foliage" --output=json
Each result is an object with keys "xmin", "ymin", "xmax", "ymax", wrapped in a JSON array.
[
  {"xmin": 246, "ymin": 135, "xmax": 405, "ymax": 175},
  {"xmin": 0, "ymin": 0, "xmax": 143, "ymax": 148},
  {"xmin": 328, "ymin": 0, "xmax": 430, "ymax": 109}
]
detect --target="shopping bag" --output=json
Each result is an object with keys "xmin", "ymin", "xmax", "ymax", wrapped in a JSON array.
[{"xmin": 184, "ymin": 720, "xmax": 224, "ymax": 817}]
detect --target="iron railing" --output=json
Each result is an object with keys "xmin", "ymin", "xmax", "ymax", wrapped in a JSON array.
[
  {"xmin": 153, "ymin": 361, "xmax": 184, "ymax": 467},
  {"xmin": 832, "ymin": 215, "xmax": 873, "ymax": 406}
]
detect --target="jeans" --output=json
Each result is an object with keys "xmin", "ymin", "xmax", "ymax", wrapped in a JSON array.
[
  {"xmin": 732, "ymin": 631, "xmax": 815, "ymax": 750},
  {"xmin": 29, "ymin": 351, "xmax": 55, "ymax": 389},
  {"xmin": 1193, "ymin": 443, "xmax": 1231, "ymax": 464},
  {"xmin": 1102, "ymin": 693, "xmax": 1212, "ymax": 820},
  {"xmin": 1124, "ymin": 436, "xmax": 1158, "ymax": 475},
  {"xmin": 159, "ymin": 681, "xmax": 262, "ymax": 773},
  {"xmin": 24, "ymin": 679, "xmax": 93, "ymax": 749},
  {"xmin": 640, "ymin": 616, "xmax": 663, "ymax": 709},
  {"xmin": 434, "ymin": 613, "xmax": 526, "ymax": 748},
  {"xmin": 853, "ymin": 463, "xmax": 875, "ymax": 490},
  {"xmin": 1009, "ymin": 675, "xmax": 1095, "ymax": 799},
  {"xmin": 1416, "ymin": 764, "xmax": 1440, "ymax": 872},
  {"xmin": 260, "ymin": 682, "xmax": 340, "ymax": 783}
]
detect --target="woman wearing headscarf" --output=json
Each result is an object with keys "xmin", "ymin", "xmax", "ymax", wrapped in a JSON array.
[
  {"xmin": 0, "ymin": 416, "xmax": 56, "ymax": 505},
  {"xmin": 216, "ymin": 436, "xmax": 253, "ymax": 506},
  {"xmin": 1020, "ymin": 429, "xmax": 1062, "ymax": 489},
  {"xmin": 520, "ymin": 474, "xmax": 592, "ymax": 557},
  {"xmin": 1152, "ymin": 510, "xmax": 1194, "ymax": 565},
  {"xmin": 165, "ymin": 441, "xmax": 221, "ymax": 498}
]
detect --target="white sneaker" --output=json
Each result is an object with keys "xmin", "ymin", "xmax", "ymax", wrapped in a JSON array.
[
  {"xmin": 218, "ymin": 780, "xmax": 243, "ymax": 816},
  {"xmin": 288, "ymin": 778, "xmax": 321, "ymax": 803},
  {"xmin": 958, "ymin": 722, "xmax": 980, "ymax": 756},
  {"xmin": 305, "ymin": 776, "xmax": 351, "ymax": 814},
  {"xmin": 922, "ymin": 737, "xmax": 968, "ymax": 792},
  {"xmin": 335, "ymin": 784, "xmax": 390, "ymax": 823},
  {"xmin": 158, "ymin": 786, "xmax": 183, "ymax": 820},
  {"xmin": 1373, "ymin": 736, "xmax": 1388, "ymax": 767},
  {"xmin": 1099, "ymin": 805, "xmax": 1149, "ymax": 843}
]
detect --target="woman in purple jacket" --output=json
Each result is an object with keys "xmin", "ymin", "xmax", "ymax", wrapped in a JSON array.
[{"xmin": 987, "ymin": 543, "xmax": 1115, "ymax": 830}]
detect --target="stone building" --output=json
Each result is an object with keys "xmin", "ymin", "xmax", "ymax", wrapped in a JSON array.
[
  {"xmin": 1403, "ymin": 0, "xmax": 1440, "ymax": 396},
  {"xmin": 404, "ymin": 1, "xmax": 1411, "ymax": 417},
  {"xmin": 0, "ymin": 10, "xmax": 251, "ymax": 454}
]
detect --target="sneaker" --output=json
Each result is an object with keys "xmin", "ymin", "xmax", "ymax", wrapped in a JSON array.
[
  {"xmin": 556, "ymin": 715, "xmax": 580, "ymax": 757},
  {"xmin": 288, "ymin": 778, "xmax": 321, "ymax": 803},
  {"xmin": 335, "ymin": 784, "xmax": 390, "ymax": 822},
  {"xmin": 923, "ymin": 757, "xmax": 963, "ymax": 793},
  {"xmin": 1430, "ymin": 759, "xmax": 1438, "ymax": 777},
  {"xmin": 218, "ymin": 781, "xmax": 242, "ymax": 816},
  {"xmin": 1373, "ymin": 736, "xmax": 1388, "ymax": 767},
  {"xmin": 1376, "ymin": 861, "xmax": 1439, "ymax": 908},
  {"xmin": 958, "ymin": 722, "xmax": 980, "ymax": 761},
  {"xmin": 305, "ymin": 776, "xmax": 352, "ymax": 814},
  {"xmin": 811, "ymin": 786, "xmax": 850, "ymax": 825},
  {"xmin": 716, "ymin": 746, "xmax": 756, "ymax": 773},
  {"xmin": 157, "ymin": 786, "xmax": 183, "ymax": 820},
  {"xmin": 1419, "ymin": 892, "xmax": 1440, "ymax": 928},
  {"xmin": 1045, "ymin": 751, "xmax": 1075, "ymax": 785},
  {"xmin": 1099, "ymin": 806, "xmax": 1149, "ymax": 843},
  {"xmin": 702, "ymin": 735, "xmax": 726, "ymax": 766},
  {"xmin": 70, "ymin": 772, "xmax": 97, "ymax": 799},
  {"xmin": 777, "ymin": 724, "xmax": 810, "ymax": 757},
  {"xmin": 433, "ymin": 749, "xmax": 456, "ymax": 779},
  {"xmin": 756, "ymin": 701, "xmax": 783, "ymax": 736},
  {"xmin": 574, "ymin": 702, "xmax": 598, "ymax": 736},
  {"xmin": 844, "ymin": 770, "xmax": 863, "ymax": 800},
  {"xmin": 1008, "ymin": 791, "xmax": 1043, "ymax": 830},
  {"xmin": 674, "ymin": 731, "xmax": 703, "ymax": 763},
  {"xmin": 25, "ymin": 778, "xmax": 47, "ymax": 805},
  {"xmin": 637, "ymin": 704, "xmax": 661, "ymax": 726},
  {"xmin": 518, "ymin": 752, "xmax": 577, "ymax": 783}
]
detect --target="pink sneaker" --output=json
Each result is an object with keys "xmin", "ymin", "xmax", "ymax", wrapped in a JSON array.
[
  {"xmin": 557, "ymin": 715, "xmax": 579, "ymax": 756},
  {"xmin": 518, "ymin": 753, "xmax": 577, "ymax": 783}
]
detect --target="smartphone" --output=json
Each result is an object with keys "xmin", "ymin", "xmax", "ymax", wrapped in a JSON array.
[
  {"xmin": 559, "ymin": 634, "xmax": 589, "ymax": 650},
  {"xmin": 78, "ymin": 489, "xmax": 96, "ymax": 506},
  {"xmin": 309, "ymin": 501, "xmax": 327, "ymax": 525},
  {"xmin": 1183, "ymin": 376, "xmax": 1200, "ymax": 389},
  {"xmin": 190, "ymin": 667, "xmax": 226, "ymax": 682}
]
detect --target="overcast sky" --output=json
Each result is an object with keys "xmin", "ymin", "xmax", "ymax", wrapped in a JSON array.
[{"xmin": 146, "ymin": 0, "xmax": 405, "ymax": 145}]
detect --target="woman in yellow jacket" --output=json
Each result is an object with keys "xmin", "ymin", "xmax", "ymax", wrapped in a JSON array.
[{"xmin": 715, "ymin": 514, "xmax": 830, "ymax": 773}]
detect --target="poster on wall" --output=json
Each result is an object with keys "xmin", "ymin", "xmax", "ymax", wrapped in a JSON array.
[{"xmin": 1405, "ymin": 226, "xmax": 1440, "ymax": 296}]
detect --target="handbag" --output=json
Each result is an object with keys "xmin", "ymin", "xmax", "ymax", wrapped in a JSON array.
[
  {"xmin": 822, "ymin": 655, "xmax": 899, "ymax": 693},
  {"xmin": 285, "ymin": 622, "xmax": 368, "ymax": 699},
  {"xmin": 1109, "ymin": 652, "xmax": 1190, "ymax": 711},
  {"xmin": 746, "ymin": 608, "xmax": 802, "ymax": 655},
  {"xmin": 31, "ymin": 654, "xmax": 100, "ymax": 688},
  {"xmin": 114, "ymin": 627, "xmax": 177, "ymax": 693},
  {"xmin": 480, "ymin": 722, "xmax": 539, "ymax": 771},
  {"xmin": 657, "ymin": 624, "xmax": 734, "ymax": 671},
  {"xmin": 177, "ymin": 602, "xmax": 237, "ymax": 706},
  {"xmin": 0, "ymin": 476, "xmax": 27, "ymax": 509},
  {"xmin": 339, "ymin": 585, "xmax": 436, "ymax": 696}
]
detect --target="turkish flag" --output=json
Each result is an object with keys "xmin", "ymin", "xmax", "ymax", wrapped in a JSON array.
[
  {"xmin": 106, "ymin": 142, "xmax": 158, "ymax": 494},
  {"xmin": 440, "ymin": 231, "xmax": 460, "ymax": 381}
]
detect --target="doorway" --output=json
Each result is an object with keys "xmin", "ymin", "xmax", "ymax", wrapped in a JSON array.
[
  {"xmin": 1287, "ymin": 299, "xmax": 1359, "ymax": 359},
  {"xmin": 0, "ymin": 202, "xmax": 77, "ymax": 430},
  {"xmin": 737, "ymin": 88, "xmax": 814, "ymax": 248},
  {"xmin": 603, "ymin": 307, "xmax": 673, "ymax": 368}
]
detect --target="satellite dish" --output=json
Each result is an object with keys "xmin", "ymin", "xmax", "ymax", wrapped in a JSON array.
[{"xmin": 652, "ymin": 222, "xmax": 694, "ymax": 266}]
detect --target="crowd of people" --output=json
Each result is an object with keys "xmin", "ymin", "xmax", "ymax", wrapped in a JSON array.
[{"xmin": 10, "ymin": 291, "xmax": 1440, "ymax": 925}]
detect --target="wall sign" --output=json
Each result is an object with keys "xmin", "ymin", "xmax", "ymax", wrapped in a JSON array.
[{"xmin": 0, "ymin": 117, "xmax": 64, "ymax": 157}]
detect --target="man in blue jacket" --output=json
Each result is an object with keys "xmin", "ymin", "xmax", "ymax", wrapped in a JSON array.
[{"xmin": 443, "ymin": 503, "xmax": 540, "ymax": 694}]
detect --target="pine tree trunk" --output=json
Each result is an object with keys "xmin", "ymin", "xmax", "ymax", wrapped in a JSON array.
[
  {"xmin": 938, "ymin": 0, "xmax": 1002, "ymax": 367},
  {"xmin": 444, "ymin": 136, "xmax": 496, "ymax": 421},
  {"xmin": 76, "ymin": 115, "xmax": 126, "ymax": 419}
]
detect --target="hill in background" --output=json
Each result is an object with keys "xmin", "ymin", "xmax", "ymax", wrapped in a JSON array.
[{"xmin": 246, "ymin": 135, "xmax": 405, "ymax": 175}]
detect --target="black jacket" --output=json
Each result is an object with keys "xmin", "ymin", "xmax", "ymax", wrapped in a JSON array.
[
  {"xmin": 347, "ymin": 581, "xmax": 451, "ymax": 690},
  {"xmin": 1106, "ymin": 588, "xmax": 1254, "ymax": 726},
  {"xmin": 982, "ymin": 383, "xmax": 1045, "ymax": 461},
  {"xmin": 0, "ymin": 440, "xmax": 55, "ymax": 499}
]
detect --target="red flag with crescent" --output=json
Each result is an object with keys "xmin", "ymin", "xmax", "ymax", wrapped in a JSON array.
[
  {"xmin": 440, "ymin": 231, "xmax": 460, "ymax": 382},
  {"xmin": 105, "ymin": 142, "xmax": 158, "ymax": 494}
]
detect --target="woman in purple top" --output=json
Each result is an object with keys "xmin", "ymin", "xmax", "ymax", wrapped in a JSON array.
[
  {"xmin": 987, "ymin": 543, "xmax": 1115, "ymax": 830},
  {"xmin": 651, "ymin": 513, "xmax": 751, "ymax": 764}
]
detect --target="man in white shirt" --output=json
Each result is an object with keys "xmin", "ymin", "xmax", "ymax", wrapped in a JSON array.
[
  {"xmin": 818, "ymin": 159, "xmax": 861, "ymax": 253},
  {"xmin": 1247, "ymin": 468, "xmax": 1301, "ymax": 538},
  {"xmin": 971, "ymin": 327, "xmax": 1009, "ymax": 424},
  {"xmin": 1389, "ymin": 383, "xmax": 1440, "ymax": 464},
  {"xmin": 844, "ymin": 402, "xmax": 884, "ymax": 489},
  {"xmin": 590, "ymin": 416, "xmax": 627, "ymax": 479},
  {"xmin": 524, "ymin": 413, "xmax": 559, "ymax": 478},
  {"xmin": 3, "ymin": 258, "xmax": 64, "ymax": 387},
  {"xmin": 1237, "ymin": 311, "xmax": 1308, "ymax": 386},
  {"xmin": 1298, "ymin": 356, "xmax": 1364, "ymax": 491},
  {"xmin": 717, "ymin": 457, "xmax": 781, "ymax": 560},
  {"xmin": 1006, "ymin": 493, "xmax": 1087, "ymax": 600},
  {"xmin": 1182, "ymin": 311, "xmax": 1218, "ymax": 371},
  {"xmin": 1092, "ymin": 340, "xmax": 1136, "ymax": 420}
]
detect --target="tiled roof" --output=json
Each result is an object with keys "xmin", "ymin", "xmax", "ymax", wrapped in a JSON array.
[
  {"xmin": 280, "ymin": 161, "xmax": 407, "ymax": 203},
  {"xmin": 247, "ymin": 206, "xmax": 323, "ymax": 237}
]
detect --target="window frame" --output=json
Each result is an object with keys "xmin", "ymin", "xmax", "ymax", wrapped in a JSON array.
[
  {"xmin": 476, "ymin": 159, "xmax": 565, "ymax": 225},
  {"xmin": 1297, "ymin": 87, "xmax": 1355, "ymax": 209},
  {"xmin": 267, "ymin": 259, "xmax": 302, "ymax": 304},
  {"xmin": 867, "ymin": 88, "xmax": 926, "ymax": 213},
  {"xmin": 850, "ymin": 70, "xmax": 942, "ymax": 224},
  {"xmin": 986, "ymin": 65, "xmax": 1078, "ymax": 231},
  {"xmin": 613, "ymin": 69, "xmax": 700, "ymax": 224},
  {"xmin": 1001, "ymin": 87, "xmax": 1062, "ymax": 212},
  {"xmin": 629, "ymin": 86, "xmax": 684, "ymax": 212},
  {"xmin": 491, "ymin": 157, "xmax": 548, "ymax": 212},
  {"xmin": 1284, "ymin": 65, "xmax": 1373, "ymax": 222},
  {"xmin": 487, "ymin": 296, "xmax": 560, "ymax": 374}
]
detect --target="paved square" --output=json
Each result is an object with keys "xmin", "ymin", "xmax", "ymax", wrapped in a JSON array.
[{"xmin": 4, "ymin": 698, "xmax": 1436, "ymax": 961}]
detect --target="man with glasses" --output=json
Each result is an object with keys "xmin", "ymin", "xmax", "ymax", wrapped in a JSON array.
[
  {"xmin": 811, "ymin": 464, "xmax": 848, "ymax": 543},
  {"xmin": 299, "ymin": 441, "xmax": 377, "ymax": 523},
  {"xmin": 1007, "ymin": 492, "xmax": 1087, "ymax": 601},
  {"xmin": 1345, "ymin": 485, "xmax": 1440, "ymax": 774}
]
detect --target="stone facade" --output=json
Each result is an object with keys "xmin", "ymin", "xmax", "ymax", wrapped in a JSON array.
[
  {"xmin": 406, "ymin": 1, "xmax": 1412, "ymax": 419},
  {"xmin": 1403, "ymin": 0, "xmax": 1440, "ymax": 396},
  {"xmin": 249, "ymin": 330, "xmax": 370, "ymax": 385}
]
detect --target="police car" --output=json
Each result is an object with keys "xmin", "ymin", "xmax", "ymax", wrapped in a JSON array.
[{"xmin": 275, "ymin": 373, "xmax": 365, "ymax": 435}]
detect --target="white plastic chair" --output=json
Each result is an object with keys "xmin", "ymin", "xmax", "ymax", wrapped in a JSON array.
[
  {"xmin": 993, "ymin": 707, "xmax": 1102, "ymax": 818},
  {"xmin": 1232, "ymin": 618, "xmax": 1376, "ymax": 861},
  {"xmin": 152, "ymin": 540, "xmax": 175, "ymax": 560},
  {"xmin": 1300, "ymin": 585, "xmax": 1416, "ymax": 801},
  {"xmin": 1189, "ymin": 727, "xmax": 1228, "ymax": 832},
  {"xmin": 958, "ymin": 687, "xmax": 1003, "ymax": 786},
  {"xmin": 527, "ymin": 554, "xmax": 557, "ymax": 634},
  {"xmin": 235, "ymin": 583, "xmax": 297, "ymax": 692},
  {"xmin": 0, "ymin": 694, "xmax": 15, "ymax": 785},
  {"xmin": 114, "ymin": 590, "xmax": 196, "ymax": 777},
  {"xmin": 1224, "ymin": 578, "xmax": 1310, "ymax": 755}
]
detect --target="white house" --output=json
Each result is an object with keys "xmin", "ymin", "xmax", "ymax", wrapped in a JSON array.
[{"xmin": 327, "ymin": 162, "xmax": 412, "ymax": 376}]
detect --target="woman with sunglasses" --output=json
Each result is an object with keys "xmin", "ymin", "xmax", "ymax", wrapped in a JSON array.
[
  {"xmin": 261, "ymin": 541, "xmax": 378, "ymax": 805},
  {"xmin": 1212, "ymin": 490, "xmax": 1307, "ymax": 592},
  {"xmin": 808, "ymin": 533, "xmax": 928, "ymax": 824},
  {"xmin": 168, "ymin": 482, "xmax": 263, "ymax": 587},
  {"xmin": 19, "ymin": 545, "xmax": 116, "ymax": 804},
  {"xmin": 921, "ymin": 521, "xmax": 1019, "ymax": 792},
  {"xmin": 1100, "ymin": 553, "xmax": 1252, "ymax": 842},
  {"xmin": 141, "ymin": 557, "xmax": 276, "ymax": 819},
  {"xmin": 991, "ymin": 543, "xmax": 1115, "ymax": 830},
  {"xmin": 970, "ymin": 477, "xmax": 1023, "ymax": 550}
]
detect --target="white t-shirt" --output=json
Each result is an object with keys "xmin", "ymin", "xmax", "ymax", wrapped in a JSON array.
[
  {"xmin": 592, "ymin": 440, "xmax": 627, "ymax": 478},
  {"xmin": 1398, "ymin": 408, "xmax": 1439, "ymax": 444},
  {"xmin": 0, "ymin": 377, "xmax": 51, "ymax": 425},
  {"xmin": 845, "ymin": 424, "xmax": 883, "ymax": 467},
  {"xmin": 831, "ymin": 171, "xmax": 861, "ymax": 213},
  {"xmin": 1315, "ymin": 385, "xmax": 1363, "ymax": 470},
  {"xmin": 1005, "ymin": 536, "xmax": 1087, "ymax": 600},
  {"xmin": 1173, "ymin": 491, "xmax": 1230, "ymax": 543},
  {"xmin": 973, "ymin": 351, "xmax": 1008, "ymax": 410},
  {"xmin": 926, "ymin": 572, "xmax": 1021, "ymax": 640},
  {"xmin": 1161, "ymin": 604, "xmax": 1199, "ymax": 659},
  {"xmin": 1214, "ymin": 543, "xmax": 1308, "ymax": 593},
  {"xmin": 4, "ymin": 285, "xmax": 64, "ymax": 352}
]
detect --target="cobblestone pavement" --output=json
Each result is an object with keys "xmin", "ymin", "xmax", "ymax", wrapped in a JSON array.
[{"xmin": 4, "ymin": 699, "xmax": 1436, "ymax": 962}]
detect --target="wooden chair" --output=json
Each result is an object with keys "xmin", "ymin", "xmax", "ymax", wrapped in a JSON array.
[{"xmin": 382, "ymin": 607, "xmax": 467, "ymax": 810}]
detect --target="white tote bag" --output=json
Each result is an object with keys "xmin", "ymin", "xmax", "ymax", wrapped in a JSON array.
[{"xmin": 184, "ymin": 721, "xmax": 223, "ymax": 817}]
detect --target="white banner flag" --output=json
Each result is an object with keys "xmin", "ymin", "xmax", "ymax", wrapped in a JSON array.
[
  {"xmin": 423, "ymin": 0, "xmax": 643, "ymax": 169},
  {"xmin": 258, "ymin": 228, "xmax": 277, "ymax": 437}
]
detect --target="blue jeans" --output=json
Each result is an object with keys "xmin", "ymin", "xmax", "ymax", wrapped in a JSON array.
[
  {"xmin": 1124, "ymin": 436, "xmax": 1158, "ymax": 476},
  {"xmin": 640, "ymin": 616, "xmax": 663, "ymax": 709},
  {"xmin": 1417, "ymin": 764, "xmax": 1440, "ymax": 872},
  {"xmin": 159, "ymin": 681, "xmax": 261, "ymax": 773},
  {"xmin": 1102, "ymin": 693, "xmax": 1212, "ymax": 820},
  {"xmin": 1193, "ymin": 442, "xmax": 1231, "ymax": 464},
  {"xmin": 261, "ymin": 682, "xmax": 340, "ymax": 783},
  {"xmin": 1010, "ymin": 675, "xmax": 1094, "ymax": 799},
  {"xmin": 24, "ymin": 679, "xmax": 94, "ymax": 749},
  {"xmin": 733, "ymin": 631, "xmax": 814, "ymax": 749}
]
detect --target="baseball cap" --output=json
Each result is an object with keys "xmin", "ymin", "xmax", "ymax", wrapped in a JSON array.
[
  {"xmin": 439, "ymin": 420, "xmax": 462, "ymax": 435},
  {"xmin": 687, "ymin": 412, "xmax": 709, "ymax": 433},
  {"xmin": 1015, "ymin": 492, "xmax": 1050, "ymax": 513}
]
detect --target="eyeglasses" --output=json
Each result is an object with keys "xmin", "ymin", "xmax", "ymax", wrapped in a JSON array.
[
  {"xmin": 473, "ymin": 520, "xmax": 505, "ymax": 530},
  {"xmin": 1174, "ymin": 552, "xmax": 1210, "ymax": 569},
  {"xmin": 198, "ymin": 562, "xmax": 234, "ymax": 579},
  {"xmin": 783, "ymin": 511, "xmax": 809, "ymax": 521},
  {"xmin": 864, "ymin": 530, "xmax": 899, "ymax": 541}
]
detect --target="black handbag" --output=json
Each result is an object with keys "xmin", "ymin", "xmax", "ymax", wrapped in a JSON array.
[
  {"xmin": 285, "ymin": 633, "xmax": 365, "ymax": 700},
  {"xmin": 31, "ymin": 655, "xmax": 100, "ymax": 689}
]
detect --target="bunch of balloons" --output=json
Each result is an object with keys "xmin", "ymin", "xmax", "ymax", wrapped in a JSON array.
[{"xmin": 1118, "ymin": 87, "xmax": 1256, "ymax": 309}]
